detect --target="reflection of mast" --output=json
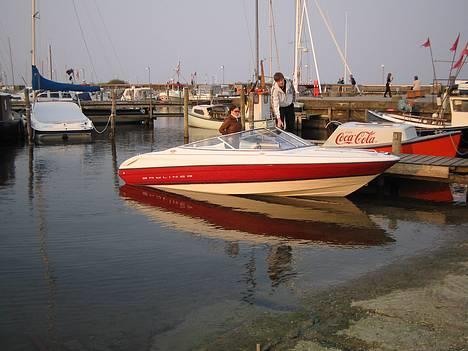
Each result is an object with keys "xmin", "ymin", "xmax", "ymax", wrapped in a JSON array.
[
  {"xmin": 33, "ymin": 152, "xmax": 58, "ymax": 349},
  {"xmin": 241, "ymin": 248, "xmax": 257, "ymax": 304},
  {"xmin": 111, "ymin": 138, "xmax": 119, "ymax": 189}
]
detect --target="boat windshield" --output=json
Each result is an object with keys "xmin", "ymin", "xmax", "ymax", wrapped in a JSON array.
[{"xmin": 182, "ymin": 128, "xmax": 310, "ymax": 150}]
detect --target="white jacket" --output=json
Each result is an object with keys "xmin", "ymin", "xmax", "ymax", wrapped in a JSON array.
[{"xmin": 271, "ymin": 79, "xmax": 295, "ymax": 119}]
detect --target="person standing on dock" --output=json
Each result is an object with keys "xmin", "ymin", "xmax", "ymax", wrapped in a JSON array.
[
  {"xmin": 412, "ymin": 75, "xmax": 421, "ymax": 91},
  {"xmin": 384, "ymin": 72, "xmax": 393, "ymax": 97},
  {"xmin": 271, "ymin": 72, "xmax": 296, "ymax": 132},
  {"xmin": 350, "ymin": 74, "xmax": 357, "ymax": 95},
  {"xmin": 337, "ymin": 77, "xmax": 345, "ymax": 96}
]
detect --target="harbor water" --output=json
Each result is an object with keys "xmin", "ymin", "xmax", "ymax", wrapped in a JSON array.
[{"xmin": 1, "ymin": 117, "xmax": 467, "ymax": 350}]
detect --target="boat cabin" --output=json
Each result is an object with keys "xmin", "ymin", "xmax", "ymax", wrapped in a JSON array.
[
  {"xmin": 191, "ymin": 104, "xmax": 229, "ymax": 120},
  {"xmin": 450, "ymin": 96, "xmax": 468, "ymax": 127},
  {"xmin": 121, "ymin": 87, "xmax": 155, "ymax": 101}
]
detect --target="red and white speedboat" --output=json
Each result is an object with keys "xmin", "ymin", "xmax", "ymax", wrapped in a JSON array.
[
  {"xmin": 119, "ymin": 128, "xmax": 399, "ymax": 197},
  {"xmin": 323, "ymin": 122, "xmax": 461, "ymax": 157}
]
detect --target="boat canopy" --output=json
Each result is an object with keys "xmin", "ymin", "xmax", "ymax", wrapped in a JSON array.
[
  {"xmin": 32, "ymin": 65, "xmax": 100, "ymax": 92},
  {"xmin": 182, "ymin": 128, "xmax": 310, "ymax": 150}
]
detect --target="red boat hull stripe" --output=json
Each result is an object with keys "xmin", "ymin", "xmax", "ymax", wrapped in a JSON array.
[{"xmin": 119, "ymin": 161, "xmax": 396, "ymax": 186}]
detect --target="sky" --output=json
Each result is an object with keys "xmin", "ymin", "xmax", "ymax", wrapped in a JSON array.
[{"xmin": 0, "ymin": 0, "xmax": 467, "ymax": 86}]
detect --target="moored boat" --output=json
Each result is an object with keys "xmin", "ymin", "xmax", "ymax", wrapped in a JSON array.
[
  {"xmin": 119, "ymin": 128, "xmax": 399, "ymax": 197},
  {"xmin": 188, "ymin": 104, "xmax": 229, "ymax": 129},
  {"xmin": 323, "ymin": 122, "xmax": 462, "ymax": 157},
  {"xmin": 368, "ymin": 95, "xmax": 468, "ymax": 132},
  {"xmin": 31, "ymin": 100, "xmax": 94, "ymax": 142}
]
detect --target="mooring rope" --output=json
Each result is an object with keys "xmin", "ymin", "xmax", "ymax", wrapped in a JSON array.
[{"xmin": 92, "ymin": 113, "xmax": 112, "ymax": 134}]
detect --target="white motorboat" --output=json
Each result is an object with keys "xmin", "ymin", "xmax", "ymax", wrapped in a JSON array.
[
  {"xmin": 30, "ymin": 100, "xmax": 94, "ymax": 141},
  {"xmin": 188, "ymin": 104, "xmax": 229, "ymax": 129},
  {"xmin": 119, "ymin": 128, "xmax": 399, "ymax": 197},
  {"xmin": 189, "ymin": 88, "xmax": 275, "ymax": 130}
]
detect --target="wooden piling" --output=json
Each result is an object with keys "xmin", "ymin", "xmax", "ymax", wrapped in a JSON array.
[
  {"xmin": 240, "ymin": 87, "xmax": 246, "ymax": 130},
  {"xmin": 183, "ymin": 87, "xmax": 189, "ymax": 142},
  {"xmin": 392, "ymin": 131, "xmax": 402, "ymax": 154},
  {"xmin": 24, "ymin": 88, "xmax": 33, "ymax": 143},
  {"xmin": 248, "ymin": 92, "xmax": 254, "ymax": 130},
  {"xmin": 109, "ymin": 89, "xmax": 116, "ymax": 139},
  {"xmin": 147, "ymin": 84, "xmax": 153, "ymax": 126}
]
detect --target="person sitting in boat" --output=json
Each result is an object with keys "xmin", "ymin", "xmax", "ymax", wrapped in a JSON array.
[
  {"xmin": 219, "ymin": 105, "xmax": 242, "ymax": 135},
  {"xmin": 271, "ymin": 72, "xmax": 296, "ymax": 132},
  {"xmin": 219, "ymin": 105, "xmax": 242, "ymax": 148}
]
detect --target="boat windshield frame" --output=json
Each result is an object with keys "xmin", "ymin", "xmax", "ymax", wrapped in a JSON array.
[{"xmin": 181, "ymin": 128, "xmax": 311, "ymax": 150}]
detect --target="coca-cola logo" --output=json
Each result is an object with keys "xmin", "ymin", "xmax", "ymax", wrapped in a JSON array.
[{"xmin": 335, "ymin": 131, "xmax": 376, "ymax": 145}]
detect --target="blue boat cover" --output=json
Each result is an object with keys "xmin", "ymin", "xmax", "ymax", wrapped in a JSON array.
[{"xmin": 32, "ymin": 65, "xmax": 100, "ymax": 92}]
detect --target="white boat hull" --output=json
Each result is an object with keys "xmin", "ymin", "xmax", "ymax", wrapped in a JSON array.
[{"xmin": 149, "ymin": 174, "xmax": 378, "ymax": 197}]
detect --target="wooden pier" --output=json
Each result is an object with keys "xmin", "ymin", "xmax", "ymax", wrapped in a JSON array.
[{"xmin": 384, "ymin": 154, "xmax": 468, "ymax": 184}]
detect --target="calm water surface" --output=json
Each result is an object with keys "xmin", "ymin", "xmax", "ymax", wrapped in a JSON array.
[{"xmin": 1, "ymin": 117, "xmax": 467, "ymax": 350}]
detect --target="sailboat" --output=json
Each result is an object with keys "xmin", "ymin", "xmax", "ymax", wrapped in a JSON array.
[{"xmin": 29, "ymin": 0, "xmax": 99, "ymax": 142}]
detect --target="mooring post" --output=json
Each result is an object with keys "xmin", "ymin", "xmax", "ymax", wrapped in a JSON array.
[
  {"xmin": 248, "ymin": 92, "xmax": 254, "ymax": 130},
  {"xmin": 147, "ymin": 83, "xmax": 153, "ymax": 127},
  {"xmin": 392, "ymin": 131, "xmax": 402, "ymax": 154},
  {"xmin": 183, "ymin": 87, "xmax": 189, "ymax": 142},
  {"xmin": 327, "ymin": 107, "xmax": 332, "ymax": 121},
  {"xmin": 24, "ymin": 88, "xmax": 33, "ymax": 143},
  {"xmin": 109, "ymin": 89, "xmax": 116, "ymax": 139},
  {"xmin": 240, "ymin": 86, "xmax": 246, "ymax": 130}
]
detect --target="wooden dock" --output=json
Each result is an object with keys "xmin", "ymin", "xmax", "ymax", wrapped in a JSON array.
[{"xmin": 385, "ymin": 154, "xmax": 468, "ymax": 184}]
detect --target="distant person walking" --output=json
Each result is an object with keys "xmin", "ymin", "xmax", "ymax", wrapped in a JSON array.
[
  {"xmin": 384, "ymin": 73, "xmax": 393, "ymax": 98},
  {"xmin": 271, "ymin": 72, "xmax": 296, "ymax": 132},
  {"xmin": 412, "ymin": 75, "xmax": 421, "ymax": 91},
  {"xmin": 337, "ymin": 77, "xmax": 344, "ymax": 96},
  {"xmin": 350, "ymin": 74, "xmax": 357, "ymax": 94}
]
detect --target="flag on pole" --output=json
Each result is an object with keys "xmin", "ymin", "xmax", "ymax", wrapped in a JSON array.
[
  {"xmin": 450, "ymin": 33, "xmax": 460, "ymax": 52},
  {"xmin": 463, "ymin": 43, "xmax": 468, "ymax": 56},
  {"xmin": 452, "ymin": 55, "xmax": 464, "ymax": 69},
  {"xmin": 421, "ymin": 37, "xmax": 431, "ymax": 48},
  {"xmin": 452, "ymin": 43, "xmax": 467, "ymax": 69}
]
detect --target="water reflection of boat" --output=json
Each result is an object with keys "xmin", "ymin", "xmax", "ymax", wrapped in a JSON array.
[{"xmin": 119, "ymin": 185, "xmax": 393, "ymax": 247}]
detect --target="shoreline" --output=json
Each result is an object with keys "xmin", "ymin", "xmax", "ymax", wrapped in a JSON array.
[{"xmin": 198, "ymin": 239, "xmax": 468, "ymax": 350}]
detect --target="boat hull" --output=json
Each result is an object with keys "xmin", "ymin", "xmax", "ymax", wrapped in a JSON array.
[
  {"xmin": 326, "ymin": 131, "xmax": 461, "ymax": 157},
  {"xmin": 188, "ymin": 113, "xmax": 224, "ymax": 129},
  {"xmin": 119, "ymin": 161, "xmax": 397, "ymax": 197}
]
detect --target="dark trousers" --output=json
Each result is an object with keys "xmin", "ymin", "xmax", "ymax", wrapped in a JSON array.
[
  {"xmin": 279, "ymin": 103, "xmax": 296, "ymax": 132},
  {"xmin": 384, "ymin": 83, "xmax": 392, "ymax": 97}
]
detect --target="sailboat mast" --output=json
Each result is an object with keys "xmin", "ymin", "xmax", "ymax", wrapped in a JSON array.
[
  {"xmin": 8, "ymin": 38, "xmax": 15, "ymax": 86},
  {"xmin": 268, "ymin": 0, "xmax": 273, "ymax": 80},
  {"xmin": 32, "ymin": 0, "xmax": 36, "ymax": 67},
  {"xmin": 293, "ymin": 0, "xmax": 301, "ymax": 92},
  {"xmin": 343, "ymin": 12, "xmax": 348, "ymax": 82},
  {"xmin": 255, "ymin": 0, "xmax": 259, "ymax": 82},
  {"xmin": 48, "ymin": 44, "xmax": 53, "ymax": 79}
]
